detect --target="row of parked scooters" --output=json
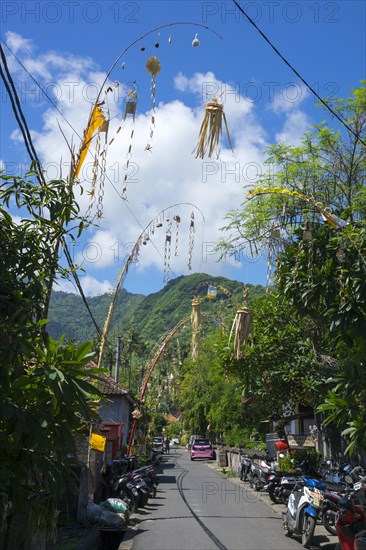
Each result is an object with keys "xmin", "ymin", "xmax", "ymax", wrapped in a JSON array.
[
  {"xmin": 99, "ymin": 453, "xmax": 161, "ymax": 512},
  {"xmin": 238, "ymin": 452, "xmax": 366, "ymax": 549}
]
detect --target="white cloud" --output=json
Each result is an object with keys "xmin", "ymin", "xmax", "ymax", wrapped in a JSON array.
[
  {"xmin": 4, "ymin": 35, "xmax": 311, "ymax": 296},
  {"xmin": 270, "ymin": 83, "xmax": 308, "ymax": 114},
  {"xmin": 55, "ymin": 275, "xmax": 112, "ymax": 296},
  {"xmin": 5, "ymin": 31, "xmax": 34, "ymax": 55},
  {"xmin": 275, "ymin": 110, "xmax": 310, "ymax": 145}
]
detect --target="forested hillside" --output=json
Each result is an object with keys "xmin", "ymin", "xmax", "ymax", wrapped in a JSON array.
[{"xmin": 49, "ymin": 274, "xmax": 265, "ymax": 346}]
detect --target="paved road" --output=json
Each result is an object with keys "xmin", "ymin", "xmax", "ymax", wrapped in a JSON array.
[{"xmin": 128, "ymin": 448, "xmax": 337, "ymax": 550}]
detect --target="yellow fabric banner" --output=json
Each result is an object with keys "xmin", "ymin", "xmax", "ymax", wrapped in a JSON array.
[
  {"xmin": 90, "ymin": 432, "xmax": 106, "ymax": 452},
  {"xmin": 75, "ymin": 105, "xmax": 106, "ymax": 178}
]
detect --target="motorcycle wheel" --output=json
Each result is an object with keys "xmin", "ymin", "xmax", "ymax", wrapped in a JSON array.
[
  {"xmin": 282, "ymin": 512, "xmax": 293, "ymax": 538},
  {"xmin": 268, "ymin": 483, "xmax": 281, "ymax": 504},
  {"xmin": 240, "ymin": 466, "xmax": 249, "ymax": 482},
  {"xmin": 249, "ymin": 474, "xmax": 258, "ymax": 490},
  {"xmin": 322, "ymin": 509, "xmax": 337, "ymax": 536},
  {"xmin": 302, "ymin": 514, "xmax": 316, "ymax": 548}
]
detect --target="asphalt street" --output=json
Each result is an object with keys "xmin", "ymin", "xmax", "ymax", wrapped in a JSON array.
[{"xmin": 126, "ymin": 447, "xmax": 338, "ymax": 550}]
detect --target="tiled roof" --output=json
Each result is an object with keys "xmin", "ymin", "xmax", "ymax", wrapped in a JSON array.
[{"xmin": 85, "ymin": 361, "xmax": 135, "ymax": 403}]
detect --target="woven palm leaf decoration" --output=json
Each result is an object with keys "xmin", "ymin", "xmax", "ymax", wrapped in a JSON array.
[
  {"xmin": 230, "ymin": 288, "xmax": 252, "ymax": 360},
  {"xmin": 190, "ymin": 297, "xmax": 201, "ymax": 361},
  {"xmin": 194, "ymin": 97, "xmax": 233, "ymax": 159}
]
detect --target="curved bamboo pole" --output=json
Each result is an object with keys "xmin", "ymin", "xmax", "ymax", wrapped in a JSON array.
[
  {"xmin": 127, "ymin": 315, "xmax": 191, "ymax": 455},
  {"xmin": 247, "ymin": 187, "xmax": 348, "ymax": 229},
  {"xmin": 97, "ymin": 203, "xmax": 205, "ymax": 369},
  {"xmin": 77, "ymin": 22, "xmax": 223, "ymax": 174}
]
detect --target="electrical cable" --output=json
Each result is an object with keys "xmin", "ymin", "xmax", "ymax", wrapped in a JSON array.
[
  {"xmin": 232, "ymin": 0, "xmax": 366, "ymax": 148},
  {"xmin": 1, "ymin": 46, "xmax": 109, "ymax": 341},
  {"xmin": 0, "ymin": 62, "xmax": 35, "ymax": 166},
  {"xmin": 0, "ymin": 44, "xmax": 46, "ymax": 183},
  {"xmin": 0, "ymin": 38, "xmax": 82, "ymax": 142},
  {"xmin": 2, "ymin": 39, "xmax": 177, "ymax": 280},
  {"xmin": 62, "ymin": 239, "xmax": 104, "ymax": 339}
]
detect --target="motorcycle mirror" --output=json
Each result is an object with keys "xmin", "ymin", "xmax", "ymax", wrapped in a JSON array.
[{"xmin": 344, "ymin": 475, "xmax": 353, "ymax": 484}]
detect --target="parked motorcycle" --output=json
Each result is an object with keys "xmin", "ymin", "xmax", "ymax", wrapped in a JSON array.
[
  {"xmin": 238, "ymin": 453, "xmax": 252, "ymax": 481},
  {"xmin": 320, "ymin": 467, "xmax": 366, "ymax": 536},
  {"xmin": 268, "ymin": 470, "xmax": 302, "ymax": 505},
  {"xmin": 282, "ymin": 476, "xmax": 326, "ymax": 548},
  {"xmin": 335, "ymin": 478, "xmax": 366, "ymax": 550},
  {"xmin": 248, "ymin": 454, "xmax": 277, "ymax": 492}
]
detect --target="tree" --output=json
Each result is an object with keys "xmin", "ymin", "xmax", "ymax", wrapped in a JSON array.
[
  {"xmin": 0, "ymin": 169, "xmax": 103, "ymax": 547},
  {"xmin": 219, "ymin": 83, "xmax": 366, "ymax": 456}
]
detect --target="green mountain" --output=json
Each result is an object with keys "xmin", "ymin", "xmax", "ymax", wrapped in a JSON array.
[{"xmin": 49, "ymin": 273, "xmax": 265, "ymax": 346}]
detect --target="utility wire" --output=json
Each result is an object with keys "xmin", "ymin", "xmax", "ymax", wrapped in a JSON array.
[
  {"xmin": 2, "ymin": 38, "xmax": 177, "ymax": 279},
  {"xmin": 1, "ymin": 45, "xmax": 107, "ymax": 341},
  {"xmin": 62, "ymin": 240, "xmax": 115, "ymax": 349},
  {"xmin": 0, "ymin": 38, "xmax": 82, "ymax": 141},
  {"xmin": 232, "ymin": 0, "xmax": 366, "ymax": 148},
  {"xmin": 0, "ymin": 44, "xmax": 46, "ymax": 183}
]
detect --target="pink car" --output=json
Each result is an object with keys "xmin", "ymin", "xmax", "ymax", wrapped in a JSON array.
[{"xmin": 190, "ymin": 438, "xmax": 214, "ymax": 460}]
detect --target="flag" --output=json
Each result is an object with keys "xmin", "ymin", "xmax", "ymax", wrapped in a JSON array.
[
  {"xmin": 90, "ymin": 432, "xmax": 106, "ymax": 452},
  {"xmin": 75, "ymin": 105, "xmax": 106, "ymax": 178}
]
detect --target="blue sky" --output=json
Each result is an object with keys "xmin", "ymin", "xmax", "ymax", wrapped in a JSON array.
[{"xmin": 1, "ymin": 0, "xmax": 365, "ymax": 296}]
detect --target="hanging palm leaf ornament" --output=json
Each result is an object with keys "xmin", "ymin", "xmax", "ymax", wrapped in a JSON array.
[
  {"xmin": 230, "ymin": 287, "xmax": 252, "ymax": 360},
  {"xmin": 194, "ymin": 97, "xmax": 233, "ymax": 159}
]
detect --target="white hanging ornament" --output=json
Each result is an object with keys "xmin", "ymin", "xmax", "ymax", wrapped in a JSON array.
[{"xmin": 192, "ymin": 34, "xmax": 200, "ymax": 47}]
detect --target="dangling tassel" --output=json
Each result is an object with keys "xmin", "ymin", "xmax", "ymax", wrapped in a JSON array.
[
  {"xmin": 145, "ymin": 56, "xmax": 161, "ymax": 152},
  {"xmin": 188, "ymin": 212, "xmax": 195, "ymax": 270},
  {"xmin": 96, "ymin": 118, "xmax": 109, "ymax": 220},
  {"xmin": 123, "ymin": 91, "xmax": 138, "ymax": 197},
  {"xmin": 173, "ymin": 215, "xmax": 181, "ymax": 256},
  {"xmin": 190, "ymin": 298, "xmax": 201, "ymax": 361},
  {"xmin": 164, "ymin": 231, "xmax": 171, "ymax": 283},
  {"xmin": 194, "ymin": 97, "xmax": 233, "ymax": 159}
]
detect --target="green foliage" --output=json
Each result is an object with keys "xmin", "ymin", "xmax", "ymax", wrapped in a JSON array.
[
  {"xmin": 49, "ymin": 274, "xmax": 265, "ymax": 347},
  {"xmin": 278, "ymin": 449, "xmax": 320, "ymax": 473},
  {"xmin": 180, "ymin": 433, "xmax": 189, "ymax": 446},
  {"xmin": 0, "ymin": 169, "xmax": 103, "ymax": 546},
  {"xmin": 317, "ymin": 361, "xmax": 366, "ymax": 457},
  {"xmin": 164, "ymin": 421, "xmax": 182, "ymax": 438},
  {"xmin": 219, "ymin": 84, "xmax": 366, "ymax": 457},
  {"xmin": 148, "ymin": 413, "xmax": 168, "ymax": 436},
  {"xmin": 220, "ymin": 467, "xmax": 238, "ymax": 478}
]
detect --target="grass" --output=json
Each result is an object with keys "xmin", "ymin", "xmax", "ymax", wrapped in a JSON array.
[{"xmin": 220, "ymin": 467, "xmax": 238, "ymax": 478}]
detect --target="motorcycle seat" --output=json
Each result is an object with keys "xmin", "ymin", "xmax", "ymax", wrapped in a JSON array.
[{"xmin": 325, "ymin": 482, "xmax": 347, "ymax": 492}]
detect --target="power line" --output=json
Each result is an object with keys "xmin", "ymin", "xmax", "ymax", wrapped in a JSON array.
[
  {"xmin": 232, "ymin": 0, "xmax": 366, "ymax": 148},
  {"xmin": 0, "ymin": 44, "xmax": 45, "ymax": 184},
  {"xmin": 1, "ymin": 39, "xmax": 177, "ymax": 279},
  {"xmin": 0, "ymin": 38, "xmax": 82, "ymax": 141}
]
